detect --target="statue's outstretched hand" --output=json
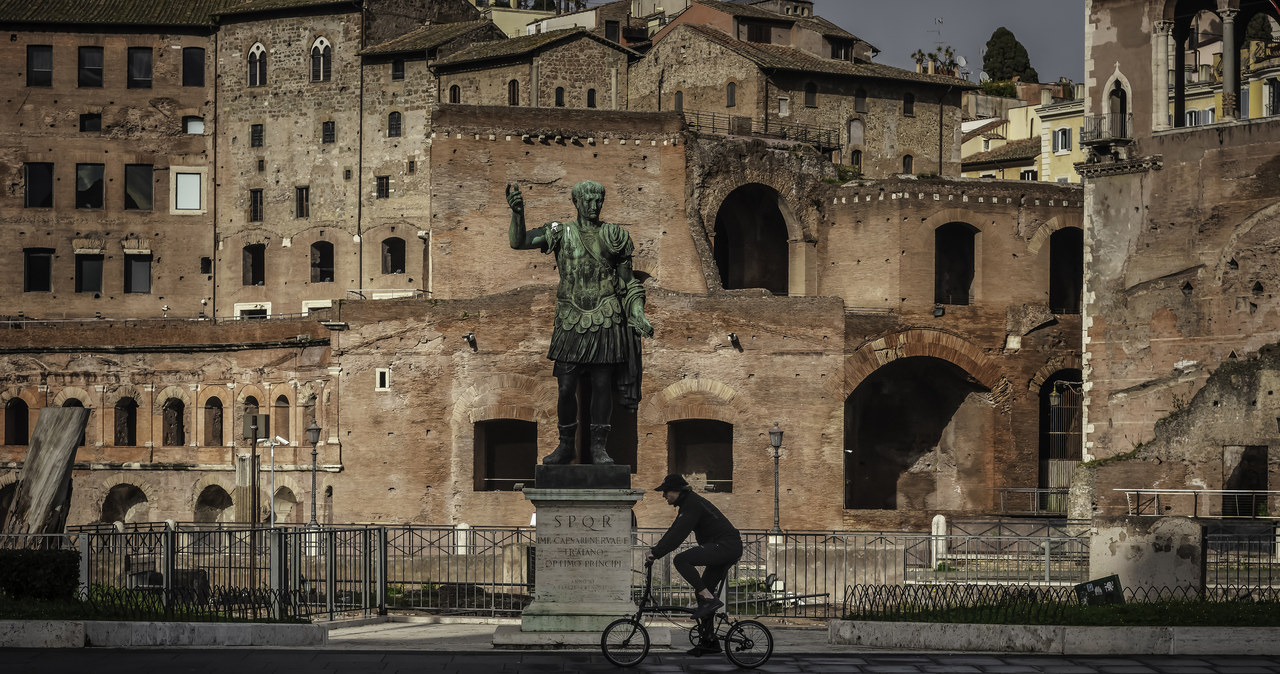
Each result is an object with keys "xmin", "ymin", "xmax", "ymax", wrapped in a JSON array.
[
  {"xmin": 505, "ymin": 183, "xmax": 524, "ymax": 215},
  {"xmin": 632, "ymin": 314, "xmax": 654, "ymax": 339}
]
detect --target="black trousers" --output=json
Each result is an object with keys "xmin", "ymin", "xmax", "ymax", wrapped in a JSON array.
[{"xmin": 672, "ymin": 539, "xmax": 743, "ymax": 595}]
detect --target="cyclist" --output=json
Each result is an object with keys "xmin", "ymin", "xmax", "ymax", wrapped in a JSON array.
[{"xmin": 645, "ymin": 473, "xmax": 743, "ymax": 656}]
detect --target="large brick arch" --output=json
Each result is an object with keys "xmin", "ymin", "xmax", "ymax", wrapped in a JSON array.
[
  {"xmin": 640, "ymin": 377, "xmax": 750, "ymax": 425},
  {"xmin": 1029, "ymin": 355, "xmax": 1083, "ymax": 392},
  {"xmin": 51, "ymin": 386, "xmax": 93, "ymax": 407},
  {"xmin": 450, "ymin": 374, "xmax": 557, "ymax": 425},
  {"xmin": 844, "ymin": 328, "xmax": 1001, "ymax": 397}
]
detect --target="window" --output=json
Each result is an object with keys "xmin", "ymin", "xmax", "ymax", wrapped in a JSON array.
[
  {"xmin": 27, "ymin": 45, "xmax": 52, "ymax": 87},
  {"xmin": 126, "ymin": 47, "xmax": 152, "ymax": 88},
  {"xmin": 854, "ymin": 88, "xmax": 867, "ymax": 113},
  {"xmin": 81, "ymin": 113, "xmax": 102, "ymax": 132},
  {"xmin": 204, "ymin": 397, "xmax": 223, "ymax": 447},
  {"xmin": 902, "ymin": 154, "xmax": 913, "ymax": 174},
  {"xmin": 605, "ymin": 19, "xmax": 620, "ymax": 43},
  {"xmin": 250, "ymin": 123, "xmax": 264, "ymax": 147},
  {"xmin": 162, "ymin": 398, "xmax": 185, "ymax": 447},
  {"xmin": 382, "ymin": 237, "xmax": 405, "ymax": 274},
  {"xmin": 242, "ymin": 244, "xmax": 265, "ymax": 285},
  {"xmin": 407, "ymin": 160, "xmax": 416, "ymax": 174},
  {"xmin": 124, "ymin": 254, "xmax": 151, "ymax": 293},
  {"xmin": 667, "ymin": 419, "xmax": 733, "ymax": 493},
  {"xmin": 376, "ymin": 176, "xmax": 390, "ymax": 199},
  {"xmin": 23, "ymin": 248, "xmax": 53, "ymax": 292},
  {"xmin": 804, "ymin": 82, "xmax": 817, "ymax": 108},
  {"xmin": 473, "ymin": 419, "xmax": 537, "ymax": 491},
  {"xmin": 746, "ymin": 22, "xmax": 769, "ymax": 43},
  {"xmin": 507, "ymin": 79, "xmax": 519, "ymax": 106},
  {"xmin": 777, "ymin": 96, "xmax": 789, "ymax": 116},
  {"xmin": 1020, "ymin": 169, "xmax": 1039, "ymax": 181},
  {"xmin": 1184, "ymin": 110, "xmax": 1199, "ymax": 127},
  {"xmin": 831, "ymin": 39, "xmax": 852, "ymax": 61},
  {"xmin": 75, "ymin": 253, "xmax": 103, "ymax": 293},
  {"xmin": 1049, "ymin": 227, "xmax": 1083, "ymax": 314},
  {"xmin": 76, "ymin": 163, "xmax": 105, "ymax": 209},
  {"xmin": 726, "ymin": 82, "xmax": 736, "ymax": 107},
  {"xmin": 248, "ymin": 189, "xmax": 263, "ymax": 221},
  {"xmin": 322, "ymin": 121, "xmax": 335, "ymax": 143},
  {"xmin": 674, "ymin": 90, "xmax": 683, "ymax": 112},
  {"xmin": 248, "ymin": 43, "xmax": 267, "ymax": 87},
  {"xmin": 376, "ymin": 369, "xmax": 390, "ymax": 390},
  {"xmin": 310, "ymin": 241, "xmax": 334, "ymax": 283},
  {"xmin": 449, "ymin": 84, "xmax": 460, "ymax": 104},
  {"xmin": 24, "ymin": 163, "xmax": 53, "ymax": 208},
  {"xmin": 391, "ymin": 58, "xmax": 404, "ymax": 80},
  {"xmin": 554, "ymin": 87, "xmax": 565, "ymax": 107},
  {"xmin": 183, "ymin": 47, "xmax": 205, "ymax": 87},
  {"xmin": 903, "ymin": 92, "xmax": 915, "ymax": 116},
  {"xmin": 587, "ymin": 88, "xmax": 596, "ymax": 108},
  {"xmin": 257, "ymin": 159, "xmax": 265, "ymax": 173},
  {"xmin": 175, "ymin": 116, "xmax": 201, "ymax": 134},
  {"xmin": 175, "ymin": 172, "xmax": 201, "ymax": 211},
  {"xmin": 200, "ymin": 257, "xmax": 213, "ymax": 274},
  {"xmin": 1053, "ymin": 127, "xmax": 1072, "ymax": 151},
  {"xmin": 273, "ymin": 395, "xmax": 290, "ymax": 443},
  {"xmin": 983, "ymin": 139, "xmax": 990, "ymax": 151},
  {"xmin": 387, "ymin": 111, "xmax": 402, "ymax": 137},
  {"xmin": 310, "ymin": 37, "xmax": 332, "ymax": 82},
  {"xmin": 79, "ymin": 46, "xmax": 103, "ymax": 87},
  {"xmin": 934, "ymin": 221, "xmax": 977, "ymax": 305},
  {"xmin": 114, "ymin": 397, "xmax": 138, "ymax": 446},
  {"xmin": 850, "ymin": 149, "xmax": 862, "ymax": 169},
  {"xmin": 61, "ymin": 399, "xmax": 86, "ymax": 446},
  {"xmin": 295, "ymin": 186, "xmax": 310, "ymax": 218},
  {"xmin": 124, "ymin": 164, "xmax": 153, "ymax": 210},
  {"xmin": 5, "ymin": 399, "xmax": 29, "ymax": 445}
]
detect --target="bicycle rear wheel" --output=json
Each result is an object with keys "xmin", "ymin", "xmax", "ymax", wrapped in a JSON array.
[
  {"xmin": 723, "ymin": 619, "xmax": 773, "ymax": 668},
  {"xmin": 601, "ymin": 618, "xmax": 650, "ymax": 667}
]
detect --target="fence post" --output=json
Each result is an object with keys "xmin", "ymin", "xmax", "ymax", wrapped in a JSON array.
[
  {"xmin": 162, "ymin": 528, "xmax": 176, "ymax": 614},
  {"xmin": 376, "ymin": 527, "xmax": 388, "ymax": 616},
  {"xmin": 269, "ymin": 529, "xmax": 286, "ymax": 620},
  {"xmin": 326, "ymin": 530, "xmax": 337, "ymax": 620},
  {"xmin": 930, "ymin": 514, "xmax": 946, "ymax": 571},
  {"xmin": 1043, "ymin": 539, "xmax": 1051, "ymax": 583},
  {"xmin": 78, "ymin": 533, "xmax": 89, "ymax": 595}
]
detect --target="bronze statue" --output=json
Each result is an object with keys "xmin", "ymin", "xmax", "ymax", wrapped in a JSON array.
[{"xmin": 507, "ymin": 181, "xmax": 653, "ymax": 465}]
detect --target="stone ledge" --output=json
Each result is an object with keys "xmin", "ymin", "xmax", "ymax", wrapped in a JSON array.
[
  {"xmin": 0, "ymin": 620, "xmax": 327, "ymax": 648},
  {"xmin": 493, "ymin": 623, "xmax": 671, "ymax": 649},
  {"xmin": 829, "ymin": 620, "xmax": 1280, "ymax": 654}
]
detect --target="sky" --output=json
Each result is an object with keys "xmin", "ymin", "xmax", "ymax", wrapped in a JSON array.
[{"xmin": 811, "ymin": 1, "xmax": 1086, "ymax": 83}]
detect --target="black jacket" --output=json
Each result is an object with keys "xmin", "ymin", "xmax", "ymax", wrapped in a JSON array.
[{"xmin": 650, "ymin": 490, "xmax": 740, "ymax": 559}]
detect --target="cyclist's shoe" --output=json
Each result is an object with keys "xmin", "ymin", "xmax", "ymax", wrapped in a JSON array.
[
  {"xmin": 686, "ymin": 641, "xmax": 721, "ymax": 656},
  {"xmin": 691, "ymin": 597, "xmax": 723, "ymax": 620}
]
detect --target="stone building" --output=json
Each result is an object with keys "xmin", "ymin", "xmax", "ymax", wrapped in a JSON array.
[{"xmin": 1076, "ymin": 0, "xmax": 1280, "ymax": 518}]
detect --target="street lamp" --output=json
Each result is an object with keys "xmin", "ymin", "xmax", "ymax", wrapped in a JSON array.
[
  {"xmin": 769, "ymin": 422, "xmax": 783, "ymax": 534},
  {"xmin": 306, "ymin": 421, "xmax": 322, "ymax": 528}
]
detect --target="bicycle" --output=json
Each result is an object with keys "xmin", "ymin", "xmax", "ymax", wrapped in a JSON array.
[{"xmin": 600, "ymin": 559, "xmax": 773, "ymax": 668}]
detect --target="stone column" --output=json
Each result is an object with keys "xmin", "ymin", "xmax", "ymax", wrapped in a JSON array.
[
  {"xmin": 1154, "ymin": 21, "xmax": 1174, "ymax": 131},
  {"xmin": 1222, "ymin": 9, "xmax": 1239, "ymax": 120}
]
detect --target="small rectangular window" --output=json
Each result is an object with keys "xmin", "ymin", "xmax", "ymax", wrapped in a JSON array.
[
  {"xmin": 81, "ymin": 113, "xmax": 102, "ymax": 132},
  {"xmin": 376, "ymin": 176, "xmax": 390, "ymax": 199},
  {"xmin": 23, "ymin": 248, "xmax": 54, "ymax": 292},
  {"xmin": 24, "ymin": 162, "xmax": 54, "ymax": 208},
  {"xmin": 375, "ymin": 368, "xmax": 390, "ymax": 391},
  {"xmin": 127, "ymin": 47, "xmax": 152, "ymax": 89},
  {"xmin": 746, "ymin": 23, "xmax": 769, "ymax": 44},
  {"xmin": 344, "ymin": 168, "xmax": 352, "ymax": 180},
  {"xmin": 200, "ymin": 256, "xmax": 213, "ymax": 275},
  {"xmin": 27, "ymin": 45, "xmax": 52, "ymax": 87},
  {"xmin": 605, "ymin": 20, "xmax": 620, "ymax": 43},
  {"xmin": 182, "ymin": 47, "xmax": 205, "ymax": 87},
  {"xmin": 124, "ymin": 254, "xmax": 152, "ymax": 294},
  {"xmin": 124, "ymin": 164, "xmax": 153, "ymax": 210},
  {"xmin": 76, "ymin": 163, "xmax": 105, "ymax": 209},
  {"xmin": 78, "ymin": 46, "xmax": 103, "ymax": 87},
  {"xmin": 257, "ymin": 159, "xmax": 265, "ymax": 173},
  {"xmin": 250, "ymin": 123, "xmax": 264, "ymax": 148},
  {"xmin": 248, "ymin": 189, "xmax": 264, "ymax": 221},
  {"xmin": 295, "ymin": 186, "xmax": 310, "ymax": 218},
  {"xmin": 175, "ymin": 172, "xmax": 201, "ymax": 210},
  {"xmin": 75, "ymin": 254, "xmax": 104, "ymax": 293},
  {"xmin": 184, "ymin": 116, "xmax": 204, "ymax": 134},
  {"xmin": 391, "ymin": 59, "xmax": 405, "ymax": 80},
  {"xmin": 322, "ymin": 121, "xmax": 335, "ymax": 143},
  {"xmin": 407, "ymin": 160, "xmax": 416, "ymax": 174}
]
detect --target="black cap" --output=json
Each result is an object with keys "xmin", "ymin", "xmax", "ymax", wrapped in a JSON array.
[{"xmin": 654, "ymin": 473, "xmax": 689, "ymax": 492}]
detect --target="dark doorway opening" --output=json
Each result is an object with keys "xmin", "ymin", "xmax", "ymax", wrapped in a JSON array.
[
  {"xmin": 1038, "ymin": 370, "xmax": 1083, "ymax": 513},
  {"xmin": 100, "ymin": 484, "xmax": 148, "ymax": 523},
  {"xmin": 713, "ymin": 184, "xmax": 790, "ymax": 295},
  {"xmin": 195, "ymin": 485, "xmax": 233, "ymax": 523},
  {"xmin": 668, "ymin": 419, "xmax": 733, "ymax": 493},
  {"xmin": 474, "ymin": 419, "xmax": 537, "ymax": 491},
  {"xmin": 5, "ymin": 399, "xmax": 29, "ymax": 445},
  {"xmin": 1223, "ymin": 445, "xmax": 1268, "ymax": 517},
  {"xmin": 935, "ymin": 222, "xmax": 977, "ymax": 305},
  {"xmin": 1049, "ymin": 228, "xmax": 1083, "ymax": 314},
  {"xmin": 114, "ymin": 398, "xmax": 138, "ymax": 446},
  {"xmin": 163, "ymin": 398, "xmax": 185, "ymax": 447},
  {"xmin": 63, "ymin": 398, "xmax": 87, "ymax": 446}
]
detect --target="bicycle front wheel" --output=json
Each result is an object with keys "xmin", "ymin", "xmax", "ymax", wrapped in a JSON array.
[
  {"xmin": 601, "ymin": 618, "xmax": 650, "ymax": 667},
  {"xmin": 723, "ymin": 619, "xmax": 773, "ymax": 668}
]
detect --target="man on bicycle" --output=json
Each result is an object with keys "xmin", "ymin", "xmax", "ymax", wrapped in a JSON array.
[{"xmin": 645, "ymin": 473, "xmax": 743, "ymax": 656}]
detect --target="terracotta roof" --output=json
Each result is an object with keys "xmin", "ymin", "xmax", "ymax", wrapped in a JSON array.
[
  {"xmin": 680, "ymin": 23, "xmax": 974, "ymax": 88},
  {"xmin": 433, "ymin": 27, "xmax": 638, "ymax": 69},
  {"xmin": 962, "ymin": 119, "xmax": 1007, "ymax": 143},
  {"xmin": 0, "ymin": 0, "xmax": 227, "ymax": 26},
  {"xmin": 217, "ymin": 0, "xmax": 356, "ymax": 18},
  {"xmin": 695, "ymin": 0, "xmax": 792, "ymax": 22},
  {"xmin": 963, "ymin": 137, "xmax": 1041, "ymax": 165},
  {"xmin": 361, "ymin": 20, "xmax": 493, "ymax": 56},
  {"xmin": 796, "ymin": 14, "xmax": 855, "ymax": 41}
]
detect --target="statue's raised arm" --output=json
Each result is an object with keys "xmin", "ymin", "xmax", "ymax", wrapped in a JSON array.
[{"xmin": 507, "ymin": 183, "xmax": 545, "ymax": 250}]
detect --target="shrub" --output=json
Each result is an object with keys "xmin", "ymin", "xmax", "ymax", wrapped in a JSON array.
[{"xmin": 0, "ymin": 549, "xmax": 80, "ymax": 601}]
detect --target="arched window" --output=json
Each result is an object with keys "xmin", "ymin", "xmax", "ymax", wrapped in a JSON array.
[
  {"xmin": 851, "ymin": 149, "xmax": 862, "ymax": 169},
  {"xmin": 62, "ymin": 398, "xmax": 86, "ymax": 446},
  {"xmin": 195, "ymin": 485, "xmax": 232, "ymax": 523},
  {"xmin": 114, "ymin": 397, "xmax": 138, "ymax": 446},
  {"xmin": 242, "ymin": 244, "xmax": 265, "ymax": 286},
  {"xmin": 310, "ymin": 241, "xmax": 334, "ymax": 283},
  {"xmin": 674, "ymin": 90, "xmax": 683, "ymax": 112},
  {"xmin": 713, "ymin": 183, "xmax": 791, "ymax": 295},
  {"xmin": 387, "ymin": 111, "xmax": 402, "ymax": 138},
  {"xmin": 449, "ymin": 84, "xmax": 460, "ymax": 104},
  {"xmin": 274, "ymin": 395, "xmax": 290, "ymax": 443},
  {"xmin": 587, "ymin": 88, "xmax": 597, "ymax": 108},
  {"xmin": 804, "ymin": 81, "xmax": 817, "ymax": 107},
  {"xmin": 902, "ymin": 154, "xmax": 913, "ymax": 174},
  {"xmin": 854, "ymin": 87, "xmax": 867, "ymax": 113},
  {"xmin": 100, "ymin": 484, "xmax": 147, "ymax": 524},
  {"xmin": 4, "ymin": 399, "xmax": 29, "ymax": 445},
  {"xmin": 247, "ymin": 43, "xmax": 267, "ymax": 87},
  {"xmin": 1108, "ymin": 80, "xmax": 1128, "ymax": 137},
  {"xmin": 667, "ymin": 420, "xmax": 733, "ymax": 493},
  {"xmin": 903, "ymin": 92, "xmax": 915, "ymax": 116},
  {"xmin": 162, "ymin": 398, "xmax": 185, "ymax": 447},
  {"xmin": 243, "ymin": 396, "xmax": 260, "ymax": 439},
  {"xmin": 1049, "ymin": 227, "xmax": 1083, "ymax": 314},
  {"xmin": 381, "ymin": 237, "xmax": 405, "ymax": 274},
  {"xmin": 507, "ymin": 79, "xmax": 519, "ymax": 106},
  {"xmin": 204, "ymin": 397, "xmax": 223, "ymax": 447},
  {"xmin": 310, "ymin": 37, "xmax": 331, "ymax": 82},
  {"xmin": 726, "ymin": 81, "xmax": 736, "ymax": 107},
  {"xmin": 934, "ymin": 222, "xmax": 978, "ymax": 305},
  {"xmin": 555, "ymin": 87, "xmax": 565, "ymax": 107}
]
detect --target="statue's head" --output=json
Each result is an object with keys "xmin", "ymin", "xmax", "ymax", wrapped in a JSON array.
[{"xmin": 571, "ymin": 180, "xmax": 605, "ymax": 221}]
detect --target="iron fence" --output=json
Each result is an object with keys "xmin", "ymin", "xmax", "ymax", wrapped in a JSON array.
[
  {"xmin": 682, "ymin": 109, "xmax": 841, "ymax": 149},
  {"xmin": 1207, "ymin": 533, "xmax": 1280, "ymax": 590}
]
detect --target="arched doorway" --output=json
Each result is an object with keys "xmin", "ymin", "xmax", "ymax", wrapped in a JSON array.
[
  {"xmin": 100, "ymin": 484, "xmax": 148, "ymax": 524},
  {"xmin": 844, "ymin": 357, "xmax": 990, "ymax": 510},
  {"xmin": 5, "ymin": 399, "xmax": 29, "ymax": 445},
  {"xmin": 62, "ymin": 398, "xmax": 86, "ymax": 446},
  {"xmin": 713, "ymin": 184, "xmax": 792, "ymax": 295},
  {"xmin": 935, "ymin": 222, "xmax": 978, "ymax": 305},
  {"xmin": 1038, "ymin": 370, "xmax": 1083, "ymax": 513},
  {"xmin": 194, "ymin": 485, "xmax": 233, "ymax": 523},
  {"xmin": 273, "ymin": 487, "xmax": 299, "ymax": 524},
  {"xmin": 1049, "ymin": 227, "xmax": 1083, "ymax": 314}
]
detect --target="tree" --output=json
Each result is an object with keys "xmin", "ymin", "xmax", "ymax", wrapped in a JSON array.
[
  {"xmin": 912, "ymin": 45, "xmax": 959, "ymax": 76},
  {"xmin": 1246, "ymin": 14, "xmax": 1276, "ymax": 43},
  {"xmin": 983, "ymin": 27, "xmax": 1038, "ymax": 83}
]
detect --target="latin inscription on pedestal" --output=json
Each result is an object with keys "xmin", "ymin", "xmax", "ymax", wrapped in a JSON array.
[{"xmin": 536, "ymin": 510, "xmax": 631, "ymax": 604}]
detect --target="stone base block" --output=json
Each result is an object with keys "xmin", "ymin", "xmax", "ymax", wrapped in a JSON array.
[
  {"xmin": 534, "ymin": 464, "xmax": 631, "ymax": 489},
  {"xmin": 521, "ymin": 599, "xmax": 638, "ymax": 633},
  {"xmin": 493, "ymin": 623, "xmax": 671, "ymax": 649}
]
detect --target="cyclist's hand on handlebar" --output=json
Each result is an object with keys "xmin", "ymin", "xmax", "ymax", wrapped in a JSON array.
[{"xmin": 644, "ymin": 551, "xmax": 654, "ymax": 565}]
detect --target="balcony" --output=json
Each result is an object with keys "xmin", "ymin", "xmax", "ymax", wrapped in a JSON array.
[
  {"xmin": 1081, "ymin": 112, "xmax": 1132, "ymax": 145},
  {"xmin": 682, "ymin": 110, "xmax": 841, "ymax": 150}
]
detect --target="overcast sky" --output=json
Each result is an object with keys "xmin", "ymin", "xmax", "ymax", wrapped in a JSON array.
[{"xmin": 810, "ymin": 0, "xmax": 1086, "ymax": 83}]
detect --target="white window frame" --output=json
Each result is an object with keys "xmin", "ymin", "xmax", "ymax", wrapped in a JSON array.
[
  {"xmin": 301, "ymin": 299, "xmax": 333, "ymax": 315},
  {"xmin": 375, "ymin": 368, "xmax": 390, "ymax": 391},
  {"xmin": 234, "ymin": 301, "xmax": 271, "ymax": 318},
  {"xmin": 170, "ymin": 166, "xmax": 208, "ymax": 214},
  {"xmin": 184, "ymin": 116, "xmax": 205, "ymax": 134}
]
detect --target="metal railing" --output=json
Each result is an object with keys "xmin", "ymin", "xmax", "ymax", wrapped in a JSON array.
[
  {"xmin": 1207, "ymin": 533, "xmax": 1280, "ymax": 591},
  {"xmin": 992, "ymin": 488, "xmax": 1073, "ymax": 517},
  {"xmin": 682, "ymin": 109, "xmax": 841, "ymax": 149},
  {"xmin": 0, "ymin": 308, "xmax": 331, "ymax": 330},
  {"xmin": 1115, "ymin": 488, "xmax": 1280, "ymax": 519},
  {"xmin": 1082, "ymin": 113, "xmax": 1133, "ymax": 143}
]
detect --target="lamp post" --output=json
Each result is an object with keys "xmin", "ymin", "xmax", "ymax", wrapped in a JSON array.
[
  {"xmin": 306, "ymin": 421, "xmax": 322, "ymax": 528},
  {"xmin": 769, "ymin": 422, "xmax": 783, "ymax": 534}
]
